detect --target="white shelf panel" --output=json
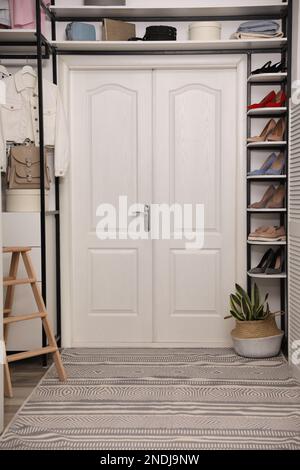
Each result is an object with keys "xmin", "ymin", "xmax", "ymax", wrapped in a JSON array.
[
  {"xmin": 247, "ymin": 240, "xmax": 286, "ymax": 245},
  {"xmin": 49, "ymin": 4, "xmax": 287, "ymax": 20},
  {"xmin": 51, "ymin": 38, "xmax": 287, "ymax": 52},
  {"xmin": 247, "ymin": 141, "xmax": 287, "ymax": 147},
  {"xmin": 247, "ymin": 107, "xmax": 287, "ymax": 116},
  {"xmin": 247, "ymin": 175, "xmax": 286, "ymax": 179},
  {"xmin": 0, "ymin": 29, "xmax": 36, "ymax": 43},
  {"xmin": 248, "ymin": 72, "xmax": 287, "ymax": 83},
  {"xmin": 247, "ymin": 271, "xmax": 286, "ymax": 279},
  {"xmin": 247, "ymin": 208, "xmax": 286, "ymax": 212}
]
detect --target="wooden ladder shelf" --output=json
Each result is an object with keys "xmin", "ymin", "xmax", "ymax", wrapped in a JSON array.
[{"xmin": 2, "ymin": 246, "xmax": 67, "ymax": 398}]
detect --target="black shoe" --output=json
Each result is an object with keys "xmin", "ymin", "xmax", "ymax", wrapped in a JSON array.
[
  {"xmin": 270, "ymin": 60, "xmax": 286, "ymax": 73},
  {"xmin": 251, "ymin": 61, "xmax": 272, "ymax": 75},
  {"xmin": 265, "ymin": 248, "xmax": 285, "ymax": 275},
  {"xmin": 251, "ymin": 60, "xmax": 286, "ymax": 75},
  {"xmin": 249, "ymin": 248, "xmax": 274, "ymax": 274}
]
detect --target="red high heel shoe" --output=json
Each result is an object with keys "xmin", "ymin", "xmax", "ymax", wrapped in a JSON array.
[
  {"xmin": 248, "ymin": 90, "xmax": 276, "ymax": 110},
  {"xmin": 267, "ymin": 90, "xmax": 286, "ymax": 108}
]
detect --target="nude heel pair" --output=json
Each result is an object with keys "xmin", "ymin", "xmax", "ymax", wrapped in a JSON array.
[
  {"xmin": 247, "ymin": 118, "xmax": 285, "ymax": 143},
  {"xmin": 249, "ymin": 184, "xmax": 285, "ymax": 209}
]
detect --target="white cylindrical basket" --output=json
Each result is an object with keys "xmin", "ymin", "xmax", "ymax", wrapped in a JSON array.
[
  {"xmin": 189, "ymin": 22, "xmax": 221, "ymax": 41},
  {"xmin": 6, "ymin": 189, "xmax": 49, "ymax": 212}
]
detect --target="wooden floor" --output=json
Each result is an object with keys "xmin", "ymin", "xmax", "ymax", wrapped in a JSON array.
[{"xmin": 3, "ymin": 357, "xmax": 50, "ymax": 429}]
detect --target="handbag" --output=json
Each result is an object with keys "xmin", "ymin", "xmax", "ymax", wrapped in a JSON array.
[
  {"xmin": 7, "ymin": 142, "xmax": 51, "ymax": 190},
  {"xmin": 65, "ymin": 22, "xmax": 96, "ymax": 41}
]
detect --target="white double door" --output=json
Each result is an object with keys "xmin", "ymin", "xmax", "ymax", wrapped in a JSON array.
[{"xmin": 70, "ymin": 67, "xmax": 237, "ymax": 346}]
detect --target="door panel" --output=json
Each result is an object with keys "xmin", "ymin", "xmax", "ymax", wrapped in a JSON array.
[
  {"xmin": 71, "ymin": 67, "xmax": 238, "ymax": 346},
  {"xmin": 153, "ymin": 69, "xmax": 237, "ymax": 345},
  {"xmin": 70, "ymin": 70, "xmax": 152, "ymax": 345}
]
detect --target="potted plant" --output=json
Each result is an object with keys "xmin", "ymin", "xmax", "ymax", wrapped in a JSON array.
[{"xmin": 225, "ymin": 283, "xmax": 283, "ymax": 358}]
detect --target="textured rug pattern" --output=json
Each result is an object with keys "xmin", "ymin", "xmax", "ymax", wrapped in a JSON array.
[{"xmin": 1, "ymin": 348, "xmax": 300, "ymax": 450}]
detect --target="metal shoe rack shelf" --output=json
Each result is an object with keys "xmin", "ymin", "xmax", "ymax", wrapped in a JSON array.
[
  {"xmin": 246, "ymin": 4, "xmax": 291, "ymax": 353},
  {"xmin": 0, "ymin": 1, "xmax": 292, "ymax": 355}
]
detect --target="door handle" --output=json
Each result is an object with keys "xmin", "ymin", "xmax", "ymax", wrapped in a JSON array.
[{"xmin": 133, "ymin": 204, "xmax": 150, "ymax": 232}]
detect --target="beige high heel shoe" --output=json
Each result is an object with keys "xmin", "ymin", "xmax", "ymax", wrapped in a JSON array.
[
  {"xmin": 247, "ymin": 118, "xmax": 276, "ymax": 143},
  {"xmin": 267, "ymin": 118, "xmax": 286, "ymax": 141},
  {"xmin": 249, "ymin": 185, "xmax": 276, "ymax": 209},
  {"xmin": 266, "ymin": 184, "xmax": 285, "ymax": 208}
]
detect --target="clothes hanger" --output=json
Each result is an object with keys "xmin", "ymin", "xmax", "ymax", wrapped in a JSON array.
[{"xmin": 21, "ymin": 65, "xmax": 36, "ymax": 77}]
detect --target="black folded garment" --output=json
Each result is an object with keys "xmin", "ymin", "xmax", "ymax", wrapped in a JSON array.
[{"xmin": 129, "ymin": 25, "xmax": 177, "ymax": 41}]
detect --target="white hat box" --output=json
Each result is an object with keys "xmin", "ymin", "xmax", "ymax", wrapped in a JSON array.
[{"xmin": 6, "ymin": 189, "xmax": 49, "ymax": 212}]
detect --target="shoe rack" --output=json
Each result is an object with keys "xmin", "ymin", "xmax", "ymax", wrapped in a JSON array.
[{"xmin": 246, "ymin": 6, "xmax": 291, "ymax": 349}]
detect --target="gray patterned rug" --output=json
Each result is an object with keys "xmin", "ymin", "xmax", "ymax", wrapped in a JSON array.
[{"xmin": 1, "ymin": 348, "xmax": 300, "ymax": 450}]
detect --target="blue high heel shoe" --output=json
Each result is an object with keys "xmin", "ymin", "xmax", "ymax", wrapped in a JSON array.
[
  {"xmin": 265, "ymin": 152, "xmax": 285, "ymax": 175},
  {"xmin": 248, "ymin": 152, "xmax": 277, "ymax": 176}
]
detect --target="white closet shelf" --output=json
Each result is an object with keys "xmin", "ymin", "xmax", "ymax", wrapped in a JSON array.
[
  {"xmin": 50, "ymin": 38, "xmax": 287, "ymax": 52},
  {"xmin": 247, "ymin": 208, "xmax": 287, "ymax": 212},
  {"xmin": 247, "ymin": 272, "xmax": 287, "ymax": 279},
  {"xmin": 247, "ymin": 141, "xmax": 287, "ymax": 147},
  {"xmin": 247, "ymin": 175, "xmax": 286, "ymax": 180},
  {"xmin": 247, "ymin": 107, "xmax": 287, "ymax": 116},
  {"xmin": 247, "ymin": 240, "xmax": 286, "ymax": 245},
  {"xmin": 248, "ymin": 73, "xmax": 287, "ymax": 83},
  {"xmin": 49, "ymin": 4, "xmax": 287, "ymax": 20},
  {"xmin": 0, "ymin": 29, "xmax": 36, "ymax": 43}
]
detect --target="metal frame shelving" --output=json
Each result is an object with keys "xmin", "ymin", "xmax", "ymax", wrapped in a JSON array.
[
  {"xmin": 246, "ymin": 1, "xmax": 292, "ymax": 355},
  {"xmin": 0, "ymin": 1, "xmax": 61, "ymax": 361},
  {"xmin": 0, "ymin": 0, "xmax": 292, "ymax": 356}
]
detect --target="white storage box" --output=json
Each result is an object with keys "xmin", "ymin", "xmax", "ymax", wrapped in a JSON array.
[
  {"xmin": 6, "ymin": 189, "xmax": 49, "ymax": 212},
  {"xmin": 189, "ymin": 22, "xmax": 221, "ymax": 41}
]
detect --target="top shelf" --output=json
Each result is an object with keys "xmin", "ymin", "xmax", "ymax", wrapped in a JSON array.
[{"xmin": 49, "ymin": 4, "xmax": 288, "ymax": 21}]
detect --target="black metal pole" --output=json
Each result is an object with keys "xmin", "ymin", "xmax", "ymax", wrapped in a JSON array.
[
  {"xmin": 51, "ymin": 0, "xmax": 62, "ymax": 346},
  {"xmin": 247, "ymin": 52, "xmax": 252, "ymax": 295},
  {"xmin": 36, "ymin": 0, "xmax": 47, "ymax": 360},
  {"xmin": 282, "ymin": 0, "xmax": 292, "ymax": 354}
]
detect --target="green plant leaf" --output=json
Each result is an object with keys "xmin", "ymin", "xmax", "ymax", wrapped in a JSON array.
[
  {"xmin": 255, "ymin": 305, "xmax": 265, "ymax": 320},
  {"xmin": 235, "ymin": 284, "xmax": 250, "ymax": 302},
  {"xmin": 244, "ymin": 294, "xmax": 253, "ymax": 320},
  {"xmin": 230, "ymin": 294, "xmax": 242, "ymax": 314},
  {"xmin": 231, "ymin": 305, "xmax": 244, "ymax": 321},
  {"xmin": 253, "ymin": 283, "xmax": 260, "ymax": 314},
  {"xmin": 241, "ymin": 296, "xmax": 251, "ymax": 321},
  {"xmin": 229, "ymin": 309, "xmax": 242, "ymax": 321},
  {"xmin": 230, "ymin": 297, "xmax": 244, "ymax": 320}
]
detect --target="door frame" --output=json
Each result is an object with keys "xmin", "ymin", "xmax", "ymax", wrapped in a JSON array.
[{"xmin": 59, "ymin": 54, "xmax": 247, "ymax": 348}]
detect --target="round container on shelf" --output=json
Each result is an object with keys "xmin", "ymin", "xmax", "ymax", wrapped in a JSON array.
[
  {"xmin": 6, "ymin": 189, "xmax": 49, "ymax": 212},
  {"xmin": 188, "ymin": 22, "xmax": 221, "ymax": 41}
]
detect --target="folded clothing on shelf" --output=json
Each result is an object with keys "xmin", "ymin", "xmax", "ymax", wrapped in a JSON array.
[
  {"xmin": 238, "ymin": 20, "xmax": 280, "ymax": 34},
  {"xmin": 0, "ymin": 0, "xmax": 10, "ymax": 28},
  {"xmin": 232, "ymin": 20, "xmax": 283, "ymax": 39}
]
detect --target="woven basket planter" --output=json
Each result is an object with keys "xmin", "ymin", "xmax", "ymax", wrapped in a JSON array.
[{"xmin": 231, "ymin": 316, "xmax": 281, "ymax": 339}]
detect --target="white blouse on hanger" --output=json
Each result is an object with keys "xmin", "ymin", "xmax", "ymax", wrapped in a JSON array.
[{"xmin": 0, "ymin": 69, "xmax": 69, "ymax": 177}]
